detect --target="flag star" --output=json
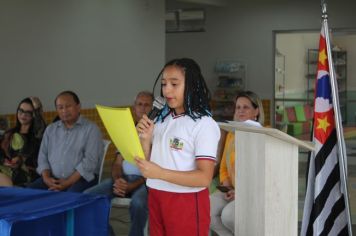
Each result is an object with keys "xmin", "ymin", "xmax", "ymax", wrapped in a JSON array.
[
  {"xmin": 319, "ymin": 48, "xmax": 327, "ymax": 66},
  {"xmin": 316, "ymin": 116, "xmax": 330, "ymax": 133}
]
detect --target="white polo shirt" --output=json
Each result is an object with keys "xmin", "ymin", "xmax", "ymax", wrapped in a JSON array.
[{"xmin": 146, "ymin": 113, "xmax": 220, "ymax": 193}]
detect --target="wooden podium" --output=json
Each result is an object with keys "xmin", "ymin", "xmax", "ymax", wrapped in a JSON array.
[{"xmin": 219, "ymin": 122, "xmax": 314, "ymax": 236}]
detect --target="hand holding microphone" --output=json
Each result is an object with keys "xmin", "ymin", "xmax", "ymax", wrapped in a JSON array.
[
  {"xmin": 147, "ymin": 96, "xmax": 166, "ymax": 120},
  {"xmin": 137, "ymin": 96, "xmax": 166, "ymax": 139}
]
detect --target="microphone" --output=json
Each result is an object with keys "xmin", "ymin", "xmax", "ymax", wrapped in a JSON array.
[{"xmin": 148, "ymin": 96, "xmax": 166, "ymax": 120}]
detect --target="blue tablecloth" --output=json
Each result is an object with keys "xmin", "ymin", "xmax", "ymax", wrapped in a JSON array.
[{"xmin": 0, "ymin": 187, "xmax": 110, "ymax": 236}]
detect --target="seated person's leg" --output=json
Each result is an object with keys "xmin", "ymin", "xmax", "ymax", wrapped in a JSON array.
[
  {"xmin": 84, "ymin": 178, "xmax": 115, "ymax": 197},
  {"xmin": 221, "ymin": 200, "xmax": 235, "ymax": 234},
  {"xmin": 84, "ymin": 178, "xmax": 116, "ymax": 236},
  {"xmin": 128, "ymin": 183, "xmax": 148, "ymax": 236},
  {"xmin": 122, "ymin": 174, "xmax": 148, "ymax": 236},
  {"xmin": 66, "ymin": 176, "xmax": 98, "ymax": 192},
  {"xmin": 27, "ymin": 177, "xmax": 49, "ymax": 189},
  {"xmin": 0, "ymin": 172, "xmax": 12, "ymax": 186},
  {"xmin": 210, "ymin": 191, "xmax": 233, "ymax": 236}
]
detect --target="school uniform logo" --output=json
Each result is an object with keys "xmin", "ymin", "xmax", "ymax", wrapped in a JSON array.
[{"xmin": 169, "ymin": 137, "xmax": 184, "ymax": 150}]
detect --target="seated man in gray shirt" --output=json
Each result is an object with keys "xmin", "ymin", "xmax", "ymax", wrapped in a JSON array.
[
  {"xmin": 85, "ymin": 91, "xmax": 153, "ymax": 236},
  {"xmin": 28, "ymin": 91, "xmax": 103, "ymax": 192}
]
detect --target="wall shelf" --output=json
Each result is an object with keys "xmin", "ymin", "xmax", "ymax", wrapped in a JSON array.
[{"xmin": 211, "ymin": 61, "xmax": 246, "ymax": 121}]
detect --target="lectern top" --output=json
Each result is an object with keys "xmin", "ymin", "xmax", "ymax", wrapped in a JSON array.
[{"xmin": 218, "ymin": 121, "xmax": 314, "ymax": 151}]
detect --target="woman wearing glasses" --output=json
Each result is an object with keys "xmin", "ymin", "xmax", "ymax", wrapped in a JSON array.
[{"xmin": 0, "ymin": 97, "xmax": 45, "ymax": 186}]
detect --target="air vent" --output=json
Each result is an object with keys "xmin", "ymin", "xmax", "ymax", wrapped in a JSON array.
[{"xmin": 166, "ymin": 9, "xmax": 205, "ymax": 33}]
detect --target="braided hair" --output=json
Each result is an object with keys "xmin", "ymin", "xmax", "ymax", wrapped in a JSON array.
[{"xmin": 154, "ymin": 58, "xmax": 212, "ymax": 122}]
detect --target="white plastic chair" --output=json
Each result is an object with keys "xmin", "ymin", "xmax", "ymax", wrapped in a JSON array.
[{"xmin": 98, "ymin": 139, "xmax": 111, "ymax": 184}]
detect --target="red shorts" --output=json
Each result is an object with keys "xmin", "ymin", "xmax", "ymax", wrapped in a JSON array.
[{"xmin": 148, "ymin": 188, "xmax": 210, "ymax": 236}]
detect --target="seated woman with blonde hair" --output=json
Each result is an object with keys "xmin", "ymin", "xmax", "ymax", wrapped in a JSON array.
[{"xmin": 210, "ymin": 91, "xmax": 264, "ymax": 236}]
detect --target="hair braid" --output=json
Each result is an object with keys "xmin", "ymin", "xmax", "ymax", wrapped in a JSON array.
[{"xmin": 155, "ymin": 58, "xmax": 211, "ymax": 122}]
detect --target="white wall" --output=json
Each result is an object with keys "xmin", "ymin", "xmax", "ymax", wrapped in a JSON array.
[
  {"xmin": 0, "ymin": 0, "xmax": 165, "ymax": 113},
  {"xmin": 166, "ymin": 0, "xmax": 356, "ymax": 100}
]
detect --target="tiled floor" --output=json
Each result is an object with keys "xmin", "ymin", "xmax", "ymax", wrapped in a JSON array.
[
  {"xmin": 110, "ymin": 206, "xmax": 130, "ymax": 236},
  {"xmin": 103, "ymin": 138, "xmax": 356, "ymax": 236}
]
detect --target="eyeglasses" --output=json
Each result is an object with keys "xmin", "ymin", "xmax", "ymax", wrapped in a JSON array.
[{"xmin": 18, "ymin": 108, "xmax": 34, "ymax": 117}]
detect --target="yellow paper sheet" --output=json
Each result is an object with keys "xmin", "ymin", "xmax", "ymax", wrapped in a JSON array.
[{"xmin": 96, "ymin": 105, "xmax": 144, "ymax": 165}]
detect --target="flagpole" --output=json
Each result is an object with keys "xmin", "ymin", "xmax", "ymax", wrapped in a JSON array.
[{"xmin": 321, "ymin": 3, "xmax": 353, "ymax": 235}]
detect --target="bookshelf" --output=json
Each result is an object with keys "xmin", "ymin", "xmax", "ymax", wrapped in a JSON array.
[{"xmin": 211, "ymin": 61, "xmax": 246, "ymax": 121}]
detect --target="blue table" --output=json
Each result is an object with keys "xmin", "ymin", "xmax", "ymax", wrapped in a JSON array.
[{"xmin": 0, "ymin": 187, "xmax": 110, "ymax": 236}]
